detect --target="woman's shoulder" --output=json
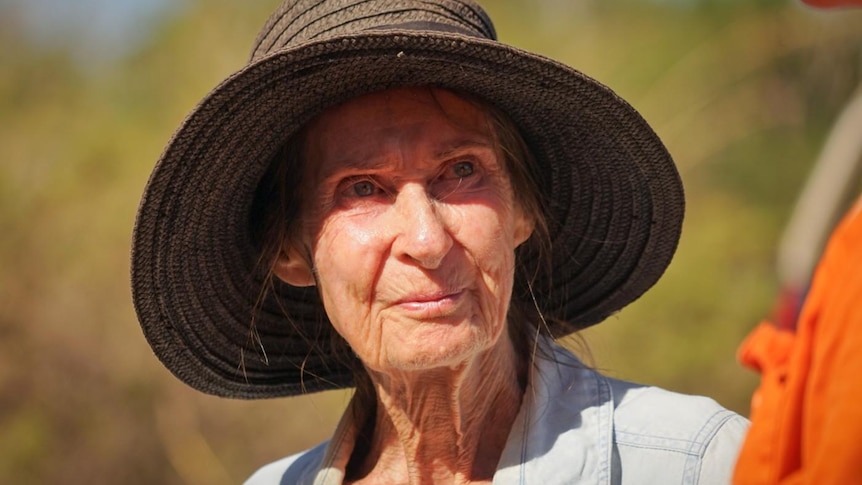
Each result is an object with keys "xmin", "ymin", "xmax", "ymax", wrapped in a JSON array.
[
  {"xmin": 542, "ymin": 341, "xmax": 747, "ymax": 450},
  {"xmin": 243, "ymin": 441, "xmax": 328, "ymax": 485},
  {"xmin": 605, "ymin": 376, "xmax": 749, "ymax": 483},
  {"xmin": 536, "ymin": 342, "xmax": 748, "ymax": 483},
  {"xmin": 608, "ymin": 377, "xmax": 747, "ymax": 444}
]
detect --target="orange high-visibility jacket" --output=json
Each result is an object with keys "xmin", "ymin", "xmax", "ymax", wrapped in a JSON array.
[{"xmin": 733, "ymin": 199, "xmax": 862, "ymax": 484}]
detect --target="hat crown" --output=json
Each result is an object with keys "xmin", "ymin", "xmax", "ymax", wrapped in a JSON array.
[{"xmin": 251, "ymin": 0, "xmax": 497, "ymax": 60}]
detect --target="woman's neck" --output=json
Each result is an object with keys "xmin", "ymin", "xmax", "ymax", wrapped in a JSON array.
[{"xmin": 350, "ymin": 336, "xmax": 525, "ymax": 485}]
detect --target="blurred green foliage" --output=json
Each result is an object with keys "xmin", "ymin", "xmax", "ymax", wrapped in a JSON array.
[{"xmin": 1, "ymin": 0, "xmax": 860, "ymax": 483}]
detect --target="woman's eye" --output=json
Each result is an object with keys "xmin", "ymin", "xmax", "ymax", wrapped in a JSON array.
[
  {"xmin": 451, "ymin": 161, "xmax": 475, "ymax": 178},
  {"xmin": 350, "ymin": 180, "xmax": 377, "ymax": 197}
]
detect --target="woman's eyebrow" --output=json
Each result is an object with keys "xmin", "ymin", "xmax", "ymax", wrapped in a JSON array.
[
  {"xmin": 316, "ymin": 137, "xmax": 495, "ymax": 183},
  {"xmin": 330, "ymin": 155, "xmax": 388, "ymax": 171},
  {"xmin": 432, "ymin": 138, "xmax": 494, "ymax": 160},
  {"xmin": 314, "ymin": 157, "xmax": 388, "ymax": 188},
  {"xmin": 337, "ymin": 138, "xmax": 492, "ymax": 166}
]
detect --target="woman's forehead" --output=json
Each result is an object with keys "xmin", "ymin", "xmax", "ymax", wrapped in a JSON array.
[
  {"xmin": 308, "ymin": 88, "xmax": 491, "ymax": 136},
  {"xmin": 302, "ymin": 87, "xmax": 498, "ymax": 171}
]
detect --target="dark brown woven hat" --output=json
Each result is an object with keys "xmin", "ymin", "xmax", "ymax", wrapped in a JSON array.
[{"xmin": 132, "ymin": 0, "xmax": 684, "ymax": 399}]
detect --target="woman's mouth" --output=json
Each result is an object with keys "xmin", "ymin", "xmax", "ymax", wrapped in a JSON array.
[{"xmin": 394, "ymin": 290, "xmax": 465, "ymax": 318}]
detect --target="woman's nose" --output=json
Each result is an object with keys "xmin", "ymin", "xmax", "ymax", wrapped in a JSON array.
[{"xmin": 392, "ymin": 184, "xmax": 454, "ymax": 269}]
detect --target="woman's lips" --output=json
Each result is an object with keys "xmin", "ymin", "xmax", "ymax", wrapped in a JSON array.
[{"xmin": 394, "ymin": 290, "xmax": 465, "ymax": 318}]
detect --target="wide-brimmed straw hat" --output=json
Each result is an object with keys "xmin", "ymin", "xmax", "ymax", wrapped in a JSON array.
[{"xmin": 132, "ymin": 0, "xmax": 684, "ymax": 399}]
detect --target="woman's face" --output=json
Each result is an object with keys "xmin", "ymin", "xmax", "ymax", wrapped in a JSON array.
[{"xmin": 278, "ymin": 88, "xmax": 533, "ymax": 374}]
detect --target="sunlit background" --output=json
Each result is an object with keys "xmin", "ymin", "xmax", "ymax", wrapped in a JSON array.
[{"xmin": 2, "ymin": 0, "xmax": 860, "ymax": 483}]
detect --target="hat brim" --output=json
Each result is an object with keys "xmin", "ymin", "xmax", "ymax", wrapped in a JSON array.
[{"xmin": 132, "ymin": 31, "xmax": 683, "ymax": 399}]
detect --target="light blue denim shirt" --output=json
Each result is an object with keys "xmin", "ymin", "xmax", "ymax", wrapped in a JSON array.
[{"xmin": 246, "ymin": 338, "xmax": 748, "ymax": 485}]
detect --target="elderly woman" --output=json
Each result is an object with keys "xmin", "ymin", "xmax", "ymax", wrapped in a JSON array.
[{"xmin": 132, "ymin": 1, "xmax": 748, "ymax": 484}]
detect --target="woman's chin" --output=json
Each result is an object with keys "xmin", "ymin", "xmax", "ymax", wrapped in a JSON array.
[{"xmin": 376, "ymin": 321, "xmax": 502, "ymax": 373}]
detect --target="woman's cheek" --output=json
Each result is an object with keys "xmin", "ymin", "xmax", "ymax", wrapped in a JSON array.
[
  {"xmin": 319, "ymin": 276, "xmax": 382, "ymax": 365},
  {"xmin": 313, "ymin": 218, "xmax": 385, "ymax": 350}
]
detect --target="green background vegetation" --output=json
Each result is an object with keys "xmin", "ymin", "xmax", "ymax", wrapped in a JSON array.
[{"xmin": 1, "ymin": 0, "xmax": 860, "ymax": 483}]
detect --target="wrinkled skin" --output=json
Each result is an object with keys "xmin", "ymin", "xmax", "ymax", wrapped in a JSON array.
[{"xmin": 275, "ymin": 87, "xmax": 533, "ymax": 484}]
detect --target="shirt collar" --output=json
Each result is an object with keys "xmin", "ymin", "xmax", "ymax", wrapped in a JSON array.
[{"xmin": 494, "ymin": 338, "xmax": 614, "ymax": 484}]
